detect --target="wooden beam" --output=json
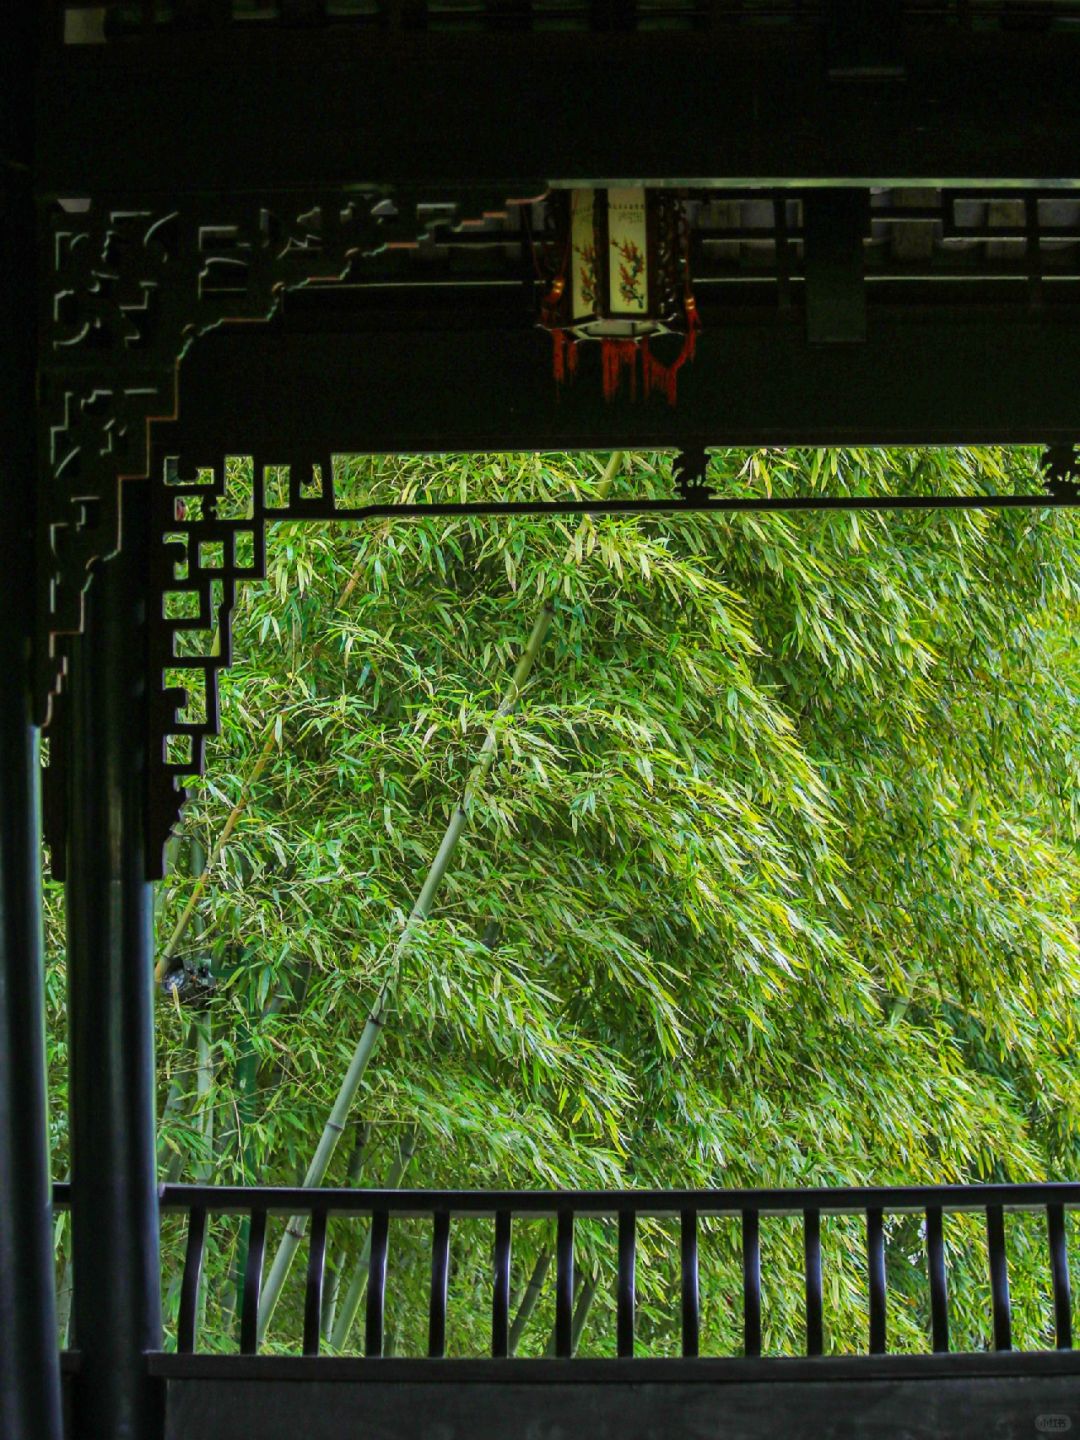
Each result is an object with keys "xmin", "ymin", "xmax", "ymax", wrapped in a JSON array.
[
  {"xmin": 157, "ymin": 1359, "xmax": 1080, "ymax": 1440},
  {"xmin": 34, "ymin": 29, "xmax": 1080, "ymax": 195},
  {"xmin": 160, "ymin": 297, "xmax": 1080, "ymax": 454}
]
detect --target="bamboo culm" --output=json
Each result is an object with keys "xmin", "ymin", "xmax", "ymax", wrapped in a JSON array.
[
  {"xmin": 544, "ymin": 1267, "xmax": 599, "ymax": 1356},
  {"xmin": 154, "ymin": 722, "xmax": 278, "ymax": 986},
  {"xmin": 508, "ymin": 1247, "xmax": 552, "ymax": 1355},
  {"xmin": 326, "ymin": 1129, "xmax": 418, "ymax": 1351},
  {"xmin": 320, "ymin": 1123, "xmax": 371, "ymax": 1341},
  {"xmin": 256, "ymin": 452, "xmax": 623, "ymax": 1343},
  {"xmin": 256, "ymin": 607, "xmax": 552, "ymax": 1341}
]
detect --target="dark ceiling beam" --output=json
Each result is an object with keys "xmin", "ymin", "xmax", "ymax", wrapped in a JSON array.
[
  {"xmin": 35, "ymin": 28, "xmax": 1080, "ymax": 196},
  {"xmin": 163, "ymin": 298, "xmax": 1080, "ymax": 453}
]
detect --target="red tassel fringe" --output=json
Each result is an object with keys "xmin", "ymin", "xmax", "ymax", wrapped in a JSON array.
[
  {"xmin": 642, "ymin": 297, "xmax": 702, "ymax": 407},
  {"xmin": 551, "ymin": 328, "xmax": 580, "ymax": 389},
  {"xmin": 552, "ymin": 328, "xmax": 567, "ymax": 385},
  {"xmin": 601, "ymin": 339, "xmax": 639, "ymax": 402},
  {"xmin": 551, "ymin": 294, "xmax": 701, "ymax": 404}
]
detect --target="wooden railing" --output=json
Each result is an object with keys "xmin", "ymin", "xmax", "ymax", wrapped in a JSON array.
[{"xmin": 53, "ymin": 1180, "xmax": 1077, "ymax": 1360}]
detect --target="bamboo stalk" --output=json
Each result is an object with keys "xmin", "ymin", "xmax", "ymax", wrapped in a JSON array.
[
  {"xmin": 54, "ymin": 1185, "xmax": 73, "ymax": 1346},
  {"xmin": 545, "ymin": 1266, "xmax": 599, "ymax": 1356},
  {"xmin": 157, "ymin": 839, "xmax": 214, "ymax": 1186},
  {"xmin": 157, "ymin": 1022, "xmax": 197, "ymax": 1176},
  {"xmin": 155, "ymin": 834, "xmax": 194, "ymax": 1174},
  {"xmin": 508, "ymin": 1246, "xmax": 552, "ymax": 1355},
  {"xmin": 223, "ymin": 979, "xmax": 292, "ymax": 1323},
  {"xmin": 326, "ymin": 1129, "xmax": 419, "ymax": 1352},
  {"xmin": 257, "ymin": 452, "xmax": 623, "ymax": 1341},
  {"xmin": 193, "ymin": 1016, "xmax": 214, "ymax": 1182},
  {"xmin": 154, "ymin": 720, "xmax": 279, "ymax": 986},
  {"xmin": 320, "ymin": 1123, "xmax": 371, "ymax": 1342},
  {"xmin": 188, "ymin": 838, "xmax": 215, "ymax": 1182},
  {"xmin": 256, "ymin": 604, "xmax": 553, "ymax": 1341},
  {"xmin": 56, "ymin": 1254, "xmax": 73, "ymax": 1347}
]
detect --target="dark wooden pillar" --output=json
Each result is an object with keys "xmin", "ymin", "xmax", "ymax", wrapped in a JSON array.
[
  {"xmin": 66, "ymin": 482, "xmax": 164, "ymax": 1439},
  {"xmin": 0, "ymin": 267, "xmax": 66, "ymax": 1440},
  {"xmin": 0, "ymin": 573, "xmax": 63, "ymax": 1439},
  {"xmin": 0, "ymin": 4, "xmax": 64, "ymax": 1435}
]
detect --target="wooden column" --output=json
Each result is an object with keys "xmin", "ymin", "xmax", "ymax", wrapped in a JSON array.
[
  {"xmin": 0, "ymin": 3, "xmax": 64, "ymax": 1434},
  {"xmin": 66, "ymin": 482, "xmax": 164, "ymax": 1439}
]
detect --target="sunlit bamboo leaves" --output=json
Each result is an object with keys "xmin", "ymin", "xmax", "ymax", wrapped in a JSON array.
[{"xmin": 42, "ymin": 446, "xmax": 1080, "ymax": 1356}]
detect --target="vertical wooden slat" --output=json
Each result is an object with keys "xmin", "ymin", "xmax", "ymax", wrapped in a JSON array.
[
  {"xmin": 866, "ymin": 1207, "xmax": 886, "ymax": 1355},
  {"xmin": 742, "ymin": 1209, "xmax": 761, "ymax": 1358},
  {"xmin": 804, "ymin": 1209, "xmax": 823, "ymax": 1357},
  {"xmin": 365, "ymin": 1209, "xmax": 389, "ymax": 1357},
  {"xmin": 617, "ymin": 1210, "xmax": 636, "ymax": 1358},
  {"xmin": 302, "ymin": 1208, "xmax": 328, "ymax": 1356},
  {"xmin": 240, "ymin": 1206, "xmax": 267, "ymax": 1355},
  {"xmin": 555, "ymin": 1209, "xmax": 574, "ymax": 1359},
  {"xmin": 428, "ymin": 1210, "xmax": 451, "ymax": 1359},
  {"xmin": 926, "ymin": 1206, "xmax": 949, "ymax": 1354},
  {"xmin": 177, "ymin": 1206, "xmax": 207, "ymax": 1355},
  {"xmin": 681, "ymin": 1209, "xmax": 700, "ymax": 1358},
  {"xmin": 986, "ymin": 1205, "xmax": 1012, "ymax": 1352},
  {"xmin": 491, "ymin": 1210, "xmax": 512, "ymax": 1358},
  {"xmin": 1047, "ymin": 1204, "xmax": 1072, "ymax": 1350}
]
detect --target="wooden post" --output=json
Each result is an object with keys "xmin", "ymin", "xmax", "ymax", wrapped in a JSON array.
[
  {"xmin": 66, "ymin": 481, "xmax": 164, "ymax": 1438},
  {"xmin": 0, "ymin": 3, "xmax": 64, "ymax": 1432}
]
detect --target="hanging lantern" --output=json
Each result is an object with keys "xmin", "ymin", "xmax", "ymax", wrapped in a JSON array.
[{"xmin": 540, "ymin": 187, "xmax": 700, "ymax": 404}]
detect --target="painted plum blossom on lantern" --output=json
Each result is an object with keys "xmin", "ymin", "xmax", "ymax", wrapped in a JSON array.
[
  {"xmin": 576, "ymin": 242, "xmax": 598, "ymax": 311},
  {"xmin": 614, "ymin": 236, "xmax": 646, "ymax": 308}
]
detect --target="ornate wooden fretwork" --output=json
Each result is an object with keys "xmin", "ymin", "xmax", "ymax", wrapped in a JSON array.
[
  {"xmin": 36, "ymin": 188, "xmax": 525, "ymax": 725},
  {"xmin": 148, "ymin": 450, "xmax": 287, "ymax": 870}
]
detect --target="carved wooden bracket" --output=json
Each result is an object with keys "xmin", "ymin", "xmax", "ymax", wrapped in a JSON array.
[{"xmin": 37, "ymin": 187, "xmax": 529, "ymax": 872}]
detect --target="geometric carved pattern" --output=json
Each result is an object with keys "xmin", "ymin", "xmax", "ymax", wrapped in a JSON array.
[
  {"xmin": 148, "ymin": 451, "xmax": 281, "ymax": 870},
  {"xmin": 37, "ymin": 189, "xmax": 525, "ymax": 725}
]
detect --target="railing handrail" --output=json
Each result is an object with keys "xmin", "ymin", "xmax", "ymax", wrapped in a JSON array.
[{"xmin": 52, "ymin": 1178, "xmax": 1080, "ymax": 1216}]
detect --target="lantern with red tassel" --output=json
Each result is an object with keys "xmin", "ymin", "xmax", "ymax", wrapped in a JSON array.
[{"xmin": 539, "ymin": 188, "xmax": 700, "ymax": 404}]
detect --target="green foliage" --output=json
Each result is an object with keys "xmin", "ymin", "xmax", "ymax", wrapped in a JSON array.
[{"xmin": 45, "ymin": 447, "xmax": 1080, "ymax": 1358}]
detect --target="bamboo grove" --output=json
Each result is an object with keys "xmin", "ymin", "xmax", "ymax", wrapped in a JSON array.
[{"xmin": 44, "ymin": 448, "xmax": 1080, "ymax": 1357}]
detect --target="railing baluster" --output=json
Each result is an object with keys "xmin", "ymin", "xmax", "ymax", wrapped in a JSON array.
[
  {"xmin": 742, "ymin": 1209, "xmax": 761, "ymax": 1358},
  {"xmin": 804, "ymin": 1208, "xmax": 823, "ymax": 1357},
  {"xmin": 986, "ymin": 1205, "xmax": 1012, "ymax": 1352},
  {"xmin": 491, "ymin": 1210, "xmax": 511, "ymax": 1358},
  {"xmin": 681, "ymin": 1208, "xmax": 700, "ymax": 1358},
  {"xmin": 177, "ymin": 1205, "xmax": 207, "ymax": 1355},
  {"xmin": 428, "ymin": 1210, "xmax": 451, "ymax": 1358},
  {"xmin": 926, "ymin": 1206, "xmax": 949, "ymax": 1353},
  {"xmin": 365, "ymin": 1209, "xmax": 390, "ymax": 1357},
  {"xmin": 617, "ymin": 1210, "xmax": 636, "ymax": 1357},
  {"xmin": 240, "ymin": 1206, "xmax": 267, "ymax": 1355},
  {"xmin": 1048, "ymin": 1203, "xmax": 1072, "ymax": 1350},
  {"xmin": 866, "ymin": 1207, "xmax": 886, "ymax": 1355},
  {"xmin": 303, "ymin": 1207, "xmax": 328, "ymax": 1356},
  {"xmin": 555, "ymin": 1208, "xmax": 574, "ymax": 1358}
]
